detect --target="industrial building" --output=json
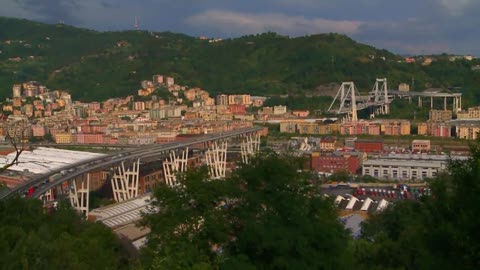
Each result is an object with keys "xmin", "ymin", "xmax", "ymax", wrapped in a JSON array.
[
  {"xmin": 0, "ymin": 147, "xmax": 104, "ymax": 174},
  {"xmin": 362, "ymin": 154, "xmax": 468, "ymax": 181}
]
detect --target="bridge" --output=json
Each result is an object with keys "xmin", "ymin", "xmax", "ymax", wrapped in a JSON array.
[
  {"xmin": 0, "ymin": 126, "xmax": 264, "ymax": 216},
  {"xmin": 327, "ymin": 78, "xmax": 462, "ymax": 122},
  {"xmin": 327, "ymin": 79, "xmax": 390, "ymax": 122}
]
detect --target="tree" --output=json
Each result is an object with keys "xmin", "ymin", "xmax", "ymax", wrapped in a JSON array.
[
  {"xmin": 356, "ymin": 142, "xmax": 480, "ymax": 270},
  {"xmin": 0, "ymin": 198, "xmax": 131, "ymax": 269},
  {"xmin": 141, "ymin": 152, "xmax": 352, "ymax": 269},
  {"xmin": 0, "ymin": 121, "xmax": 27, "ymax": 174}
]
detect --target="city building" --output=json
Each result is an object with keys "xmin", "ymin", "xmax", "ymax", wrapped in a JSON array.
[
  {"xmin": 280, "ymin": 122, "xmax": 297, "ymax": 133},
  {"xmin": 319, "ymin": 137, "xmax": 336, "ymax": 151},
  {"xmin": 273, "ymin": 105, "xmax": 287, "ymax": 115},
  {"xmin": 228, "ymin": 94, "xmax": 251, "ymax": 106},
  {"xmin": 12, "ymin": 84, "xmax": 21, "ymax": 98},
  {"xmin": 362, "ymin": 154, "xmax": 467, "ymax": 181},
  {"xmin": 429, "ymin": 110, "xmax": 452, "ymax": 122},
  {"xmin": 398, "ymin": 83, "xmax": 410, "ymax": 92},
  {"xmin": 354, "ymin": 140, "xmax": 383, "ymax": 153},
  {"xmin": 292, "ymin": 110, "xmax": 310, "ymax": 118},
  {"xmin": 457, "ymin": 106, "xmax": 480, "ymax": 120},
  {"xmin": 412, "ymin": 140, "xmax": 431, "ymax": 152},
  {"xmin": 310, "ymin": 151, "xmax": 363, "ymax": 174},
  {"xmin": 457, "ymin": 124, "xmax": 480, "ymax": 140}
]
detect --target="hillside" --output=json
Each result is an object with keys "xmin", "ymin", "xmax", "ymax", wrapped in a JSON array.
[{"xmin": 1, "ymin": 17, "xmax": 480, "ymax": 104}]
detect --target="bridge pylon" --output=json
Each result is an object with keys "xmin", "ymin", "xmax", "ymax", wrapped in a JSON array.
[
  {"xmin": 206, "ymin": 141, "xmax": 228, "ymax": 179},
  {"xmin": 240, "ymin": 134, "xmax": 260, "ymax": 164},
  {"xmin": 371, "ymin": 78, "xmax": 390, "ymax": 114},
  {"xmin": 111, "ymin": 159, "xmax": 140, "ymax": 202},
  {"xmin": 327, "ymin": 82, "xmax": 360, "ymax": 122},
  {"xmin": 163, "ymin": 148, "xmax": 189, "ymax": 187},
  {"xmin": 69, "ymin": 174, "xmax": 90, "ymax": 217}
]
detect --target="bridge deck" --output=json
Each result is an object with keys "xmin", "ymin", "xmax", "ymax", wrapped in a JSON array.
[{"xmin": 0, "ymin": 126, "xmax": 263, "ymax": 200}]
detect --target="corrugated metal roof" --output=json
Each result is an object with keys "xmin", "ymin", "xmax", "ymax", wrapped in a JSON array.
[{"xmin": 0, "ymin": 147, "xmax": 104, "ymax": 174}]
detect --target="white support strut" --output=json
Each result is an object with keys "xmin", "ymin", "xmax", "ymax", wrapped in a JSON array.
[
  {"xmin": 163, "ymin": 148, "xmax": 189, "ymax": 187},
  {"xmin": 69, "ymin": 174, "xmax": 90, "ymax": 217},
  {"xmin": 111, "ymin": 159, "xmax": 140, "ymax": 202},
  {"xmin": 206, "ymin": 141, "xmax": 228, "ymax": 179},
  {"xmin": 240, "ymin": 134, "xmax": 260, "ymax": 164}
]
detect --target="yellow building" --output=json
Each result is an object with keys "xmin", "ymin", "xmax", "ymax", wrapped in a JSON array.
[
  {"xmin": 457, "ymin": 125, "xmax": 480, "ymax": 140},
  {"xmin": 417, "ymin": 123, "xmax": 428, "ymax": 135},
  {"xmin": 228, "ymin": 94, "xmax": 251, "ymax": 106},
  {"xmin": 457, "ymin": 106, "xmax": 480, "ymax": 120},
  {"xmin": 55, "ymin": 133, "xmax": 73, "ymax": 144}
]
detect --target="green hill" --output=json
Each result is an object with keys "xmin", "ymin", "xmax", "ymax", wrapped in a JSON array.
[{"xmin": 1, "ymin": 16, "xmax": 480, "ymax": 105}]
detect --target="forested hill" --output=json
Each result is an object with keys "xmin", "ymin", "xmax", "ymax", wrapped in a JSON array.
[{"xmin": 1, "ymin": 16, "xmax": 480, "ymax": 103}]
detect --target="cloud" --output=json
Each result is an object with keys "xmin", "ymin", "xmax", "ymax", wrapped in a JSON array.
[
  {"xmin": 13, "ymin": 0, "xmax": 80, "ymax": 24},
  {"xmin": 185, "ymin": 10, "xmax": 363, "ymax": 37},
  {"xmin": 440, "ymin": 0, "xmax": 472, "ymax": 15}
]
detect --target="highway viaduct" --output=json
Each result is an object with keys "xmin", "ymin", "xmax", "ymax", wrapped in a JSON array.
[{"xmin": 0, "ymin": 126, "xmax": 264, "ymax": 215}]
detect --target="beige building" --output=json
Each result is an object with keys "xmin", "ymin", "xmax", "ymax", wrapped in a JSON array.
[
  {"xmin": 280, "ymin": 122, "xmax": 297, "ymax": 133},
  {"xmin": 417, "ymin": 123, "xmax": 428, "ymax": 135},
  {"xmin": 457, "ymin": 106, "xmax": 480, "ymax": 120},
  {"xmin": 216, "ymin": 94, "xmax": 229, "ymax": 106},
  {"xmin": 398, "ymin": 83, "xmax": 410, "ymax": 92},
  {"xmin": 55, "ymin": 133, "xmax": 73, "ymax": 144},
  {"xmin": 228, "ymin": 94, "xmax": 251, "ymax": 106},
  {"xmin": 273, "ymin": 105, "xmax": 287, "ymax": 115},
  {"xmin": 457, "ymin": 124, "xmax": 480, "ymax": 140},
  {"xmin": 412, "ymin": 140, "xmax": 431, "ymax": 152},
  {"xmin": 429, "ymin": 110, "xmax": 452, "ymax": 122}
]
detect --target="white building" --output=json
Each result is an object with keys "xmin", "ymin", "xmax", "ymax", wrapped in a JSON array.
[
  {"xmin": 273, "ymin": 105, "xmax": 287, "ymax": 115},
  {"xmin": 362, "ymin": 154, "xmax": 468, "ymax": 181}
]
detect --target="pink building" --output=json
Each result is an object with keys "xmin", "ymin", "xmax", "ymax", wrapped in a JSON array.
[
  {"xmin": 31, "ymin": 125, "xmax": 46, "ymax": 137},
  {"xmin": 431, "ymin": 124, "xmax": 451, "ymax": 137},
  {"xmin": 74, "ymin": 133, "xmax": 104, "ymax": 144},
  {"xmin": 292, "ymin": 110, "xmax": 310, "ymax": 118}
]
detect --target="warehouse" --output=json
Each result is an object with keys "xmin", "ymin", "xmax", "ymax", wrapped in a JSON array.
[
  {"xmin": 362, "ymin": 154, "xmax": 468, "ymax": 181},
  {"xmin": 0, "ymin": 147, "xmax": 104, "ymax": 174}
]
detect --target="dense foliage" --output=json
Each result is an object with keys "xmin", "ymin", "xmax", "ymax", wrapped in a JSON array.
[
  {"xmin": 141, "ymin": 153, "xmax": 352, "ymax": 269},
  {"xmin": 356, "ymin": 144, "xmax": 480, "ymax": 270},
  {"xmin": 2, "ymin": 17, "xmax": 480, "ymax": 106},
  {"xmin": 0, "ymin": 198, "xmax": 129, "ymax": 269},
  {"xmin": 2, "ymin": 147, "xmax": 480, "ymax": 269}
]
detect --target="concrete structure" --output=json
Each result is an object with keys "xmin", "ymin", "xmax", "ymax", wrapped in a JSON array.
[
  {"xmin": 111, "ymin": 160, "xmax": 140, "ymax": 202},
  {"xmin": 206, "ymin": 141, "xmax": 228, "ymax": 179},
  {"xmin": 69, "ymin": 175, "xmax": 90, "ymax": 216},
  {"xmin": 240, "ymin": 134, "xmax": 260, "ymax": 164},
  {"xmin": 163, "ymin": 148, "xmax": 188, "ymax": 187}
]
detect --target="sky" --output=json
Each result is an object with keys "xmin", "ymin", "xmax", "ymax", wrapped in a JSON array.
[{"xmin": 1, "ymin": 0, "xmax": 478, "ymax": 55}]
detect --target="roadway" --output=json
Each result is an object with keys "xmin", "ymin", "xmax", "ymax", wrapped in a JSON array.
[{"xmin": 0, "ymin": 126, "xmax": 263, "ymax": 200}]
